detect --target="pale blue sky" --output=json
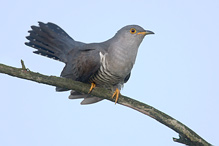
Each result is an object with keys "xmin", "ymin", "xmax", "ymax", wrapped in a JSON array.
[{"xmin": 0, "ymin": 0, "xmax": 218, "ymax": 145}]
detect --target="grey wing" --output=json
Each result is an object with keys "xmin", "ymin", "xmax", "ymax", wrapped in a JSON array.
[
  {"xmin": 56, "ymin": 43, "xmax": 107, "ymax": 105},
  {"xmin": 60, "ymin": 42, "xmax": 110, "ymax": 82},
  {"xmin": 56, "ymin": 48, "xmax": 101, "ymax": 92},
  {"xmin": 124, "ymin": 72, "xmax": 131, "ymax": 83},
  {"xmin": 59, "ymin": 48, "xmax": 104, "ymax": 104},
  {"xmin": 62, "ymin": 48, "xmax": 101, "ymax": 82}
]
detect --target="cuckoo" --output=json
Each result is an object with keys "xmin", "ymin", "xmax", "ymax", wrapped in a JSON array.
[{"xmin": 25, "ymin": 22, "xmax": 154, "ymax": 104}]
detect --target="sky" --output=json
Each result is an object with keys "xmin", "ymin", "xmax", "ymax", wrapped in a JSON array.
[{"xmin": 0, "ymin": 0, "xmax": 218, "ymax": 145}]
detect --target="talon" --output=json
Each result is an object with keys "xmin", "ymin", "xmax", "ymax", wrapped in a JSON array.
[
  {"xmin": 112, "ymin": 88, "xmax": 120, "ymax": 104},
  {"xmin": 88, "ymin": 82, "xmax": 96, "ymax": 93}
]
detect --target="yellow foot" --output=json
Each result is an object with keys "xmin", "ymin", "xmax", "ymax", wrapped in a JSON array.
[
  {"xmin": 88, "ymin": 82, "xmax": 96, "ymax": 94},
  {"xmin": 112, "ymin": 88, "xmax": 120, "ymax": 104}
]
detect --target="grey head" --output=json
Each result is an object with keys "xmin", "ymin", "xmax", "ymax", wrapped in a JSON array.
[
  {"xmin": 113, "ymin": 25, "xmax": 154, "ymax": 41},
  {"xmin": 111, "ymin": 25, "xmax": 154, "ymax": 47}
]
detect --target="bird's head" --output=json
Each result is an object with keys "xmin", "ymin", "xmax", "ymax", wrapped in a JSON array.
[{"xmin": 114, "ymin": 25, "xmax": 154, "ymax": 47}]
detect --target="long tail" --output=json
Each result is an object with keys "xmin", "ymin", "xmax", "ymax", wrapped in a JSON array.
[{"xmin": 25, "ymin": 22, "xmax": 80, "ymax": 63}]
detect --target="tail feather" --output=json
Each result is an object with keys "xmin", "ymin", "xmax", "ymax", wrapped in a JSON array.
[
  {"xmin": 26, "ymin": 36, "xmax": 55, "ymax": 53},
  {"xmin": 39, "ymin": 22, "xmax": 72, "ymax": 40},
  {"xmin": 25, "ymin": 22, "xmax": 79, "ymax": 63},
  {"xmin": 68, "ymin": 90, "xmax": 103, "ymax": 105},
  {"xmin": 28, "ymin": 26, "xmax": 58, "ymax": 49},
  {"xmin": 34, "ymin": 50, "xmax": 59, "ymax": 60},
  {"xmin": 27, "ymin": 26, "xmax": 61, "ymax": 53}
]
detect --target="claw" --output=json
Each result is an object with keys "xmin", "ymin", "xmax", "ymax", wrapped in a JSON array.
[
  {"xmin": 112, "ymin": 88, "xmax": 120, "ymax": 104},
  {"xmin": 88, "ymin": 82, "xmax": 96, "ymax": 93}
]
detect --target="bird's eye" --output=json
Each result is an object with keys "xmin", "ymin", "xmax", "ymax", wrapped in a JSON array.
[{"xmin": 130, "ymin": 28, "xmax": 137, "ymax": 34}]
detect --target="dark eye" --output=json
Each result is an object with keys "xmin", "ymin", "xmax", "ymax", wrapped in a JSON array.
[{"xmin": 130, "ymin": 28, "xmax": 136, "ymax": 34}]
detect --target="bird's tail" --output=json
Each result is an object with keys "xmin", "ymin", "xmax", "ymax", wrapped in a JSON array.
[
  {"xmin": 68, "ymin": 90, "xmax": 103, "ymax": 105},
  {"xmin": 25, "ymin": 22, "xmax": 79, "ymax": 63}
]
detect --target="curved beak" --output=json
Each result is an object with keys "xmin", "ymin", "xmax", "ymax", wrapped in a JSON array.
[{"xmin": 138, "ymin": 30, "xmax": 155, "ymax": 35}]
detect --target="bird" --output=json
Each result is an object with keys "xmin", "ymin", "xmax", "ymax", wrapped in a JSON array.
[{"xmin": 25, "ymin": 22, "xmax": 154, "ymax": 105}]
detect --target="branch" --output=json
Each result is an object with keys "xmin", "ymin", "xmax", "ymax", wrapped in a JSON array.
[{"xmin": 0, "ymin": 61, "xmax": 212, "ymax": 146}]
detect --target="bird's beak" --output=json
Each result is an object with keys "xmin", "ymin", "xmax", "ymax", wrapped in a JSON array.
[{"xmin": 137, "ymin": 30, "xmax": 154, "ymax": 35}]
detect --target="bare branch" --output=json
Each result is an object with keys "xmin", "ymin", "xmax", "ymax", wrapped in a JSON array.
[{"xmin": 0, "ymin": 62, "xmax": 212, "ymax": 146}]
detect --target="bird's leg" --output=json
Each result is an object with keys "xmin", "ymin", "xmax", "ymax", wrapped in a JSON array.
[
  {"xmin": 112, "ymin": 88, "xmax": 120, "ymax": 104},
  {"xmin": 88, "ymin": 82, "xmax": 96, "ymax": 94}
]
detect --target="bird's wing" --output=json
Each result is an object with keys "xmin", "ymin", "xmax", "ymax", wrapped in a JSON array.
[
  {"xmin": 60, "ymin": 44, "xmax": 108, "ymax": 83},
  {"xmin": 124, "ymin": 72, "xmax": 131, "ymax": 83}
]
